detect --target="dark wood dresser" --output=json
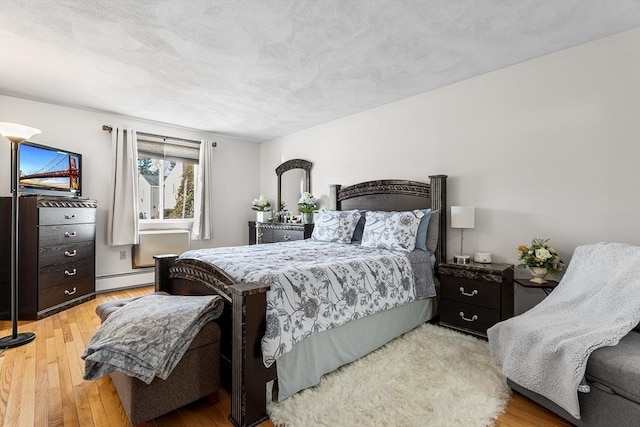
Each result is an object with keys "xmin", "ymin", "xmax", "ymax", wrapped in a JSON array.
[
  {"xmin": 438, "ymin": 261, "xmax": 514, "ymax": 338},
  {"xmin": 0, "ymin": 195, "xmax": 97, "ymax": 320},
  {"xmin": 248, "ymin": 221, "xmax": 314, "ymax": 244}
]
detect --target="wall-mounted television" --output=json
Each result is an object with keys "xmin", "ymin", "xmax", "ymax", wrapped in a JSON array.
[{"xmin": 19, "ymin": 141, "xmax": 82, "ymax": 197}]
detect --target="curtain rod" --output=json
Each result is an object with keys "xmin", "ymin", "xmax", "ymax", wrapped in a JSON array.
[{"xmin": 102, "ymin": 125, "xmax": 216, "ymax": 147}]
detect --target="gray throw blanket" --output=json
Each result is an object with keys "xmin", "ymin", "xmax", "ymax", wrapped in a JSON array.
[
  {"xmin": 82, "ymin": 294, "xmax": 223, "ymax": 384},
  {"xmin": 488, "ymin": 242, "xmax": 640, "ymax": 419}
]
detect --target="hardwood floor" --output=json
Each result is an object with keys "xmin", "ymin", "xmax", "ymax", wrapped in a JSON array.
[{"xmin": 0, "ymin": 286, "xmax": 572, "ymax": 427}]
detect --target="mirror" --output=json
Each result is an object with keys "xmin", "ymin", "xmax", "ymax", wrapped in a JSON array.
[{"xmin": 276, "ymin": 159, "xmax": 312, "ymax": 218}]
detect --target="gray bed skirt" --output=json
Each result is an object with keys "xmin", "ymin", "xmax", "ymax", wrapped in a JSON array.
[{"xmin": 273, "ymin": 297, "xmax": 436, "ymax": 400}]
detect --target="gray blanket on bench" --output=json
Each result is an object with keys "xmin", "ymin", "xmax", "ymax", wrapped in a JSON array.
[
  {"xmin": 82, "ymin": 294, "xmax": 223, "ymax": 384},
  {"xmin": 488, "ymin": 242, "xmax": 640, "ymax": 419}
]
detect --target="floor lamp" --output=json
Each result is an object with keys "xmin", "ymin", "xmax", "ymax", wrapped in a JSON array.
[{"xmin": 0, "ymin": 122, "xmax": 41, "ymax": 349}]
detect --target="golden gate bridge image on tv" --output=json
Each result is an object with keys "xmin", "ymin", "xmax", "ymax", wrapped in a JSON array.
[{"xmin": 20, "ymin": 149, "xmax": 79, "ymax": 191}]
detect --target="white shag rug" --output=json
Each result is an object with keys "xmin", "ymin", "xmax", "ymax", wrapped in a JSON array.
[{"xmin": 267, "ymin": 323, "xmax": 511, "ymax": 427}]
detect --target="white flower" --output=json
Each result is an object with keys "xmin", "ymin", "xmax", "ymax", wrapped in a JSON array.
[
  {"xmin": 535, "ymin": 248, "xmax": 552, "ymax": 259},
  {"xmin": 298, "ymin": 192, "xmax": 315, "ymax": 205}
]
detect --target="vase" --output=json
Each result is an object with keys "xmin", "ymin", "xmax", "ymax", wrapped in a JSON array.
[
  {"xmin": 256, "ymin": 211, "xmax": 270, "ymax": 223},
  {"xmin": 529, "ymin": 266, "xmax": 548, "ymax": 284},
  {"xmin": 301, "ymin": 212, "xmax": 313, "ymax": 224}
]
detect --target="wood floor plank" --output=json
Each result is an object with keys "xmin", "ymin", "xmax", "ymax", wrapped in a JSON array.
[
  {"xmin": 3, "ymin": 345, "xmax": 24, "ymax": 427},
  {"xmin": 0, "ymin": 285, "xmax": 573, "ymax": 426},
  {"xmin": 46, "ymin": 362, "xmax": 64, "ymax": 427}
]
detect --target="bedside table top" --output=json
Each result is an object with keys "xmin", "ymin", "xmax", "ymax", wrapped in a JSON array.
[
  {"xmin": 439, "ymin": 260, "xmax": 514, "ymax": 283},
  {"xmin": 442, "ymin": 260, "xmax": 514, "ymax": 273},
  {"xmin": 515, "ymin": 278, "xmax": 559, "ymax": 289}
]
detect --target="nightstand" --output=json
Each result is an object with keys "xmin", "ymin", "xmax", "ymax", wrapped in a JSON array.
[{"xmin": 438, "ymin": 261, "xmax": 514, "ymax": 338}]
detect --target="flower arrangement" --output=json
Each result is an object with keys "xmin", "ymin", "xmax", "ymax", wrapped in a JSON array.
[
  {"xmin": 251, "ymin": 195, "xmax": 271, "ymax": 212},
  {"xmin": 298, "ymin": 192, "xmax": 317, "ymax": 213},
  {"xmin": 517, "ymin": 238, "xmax": 565, "ymax": 275}
]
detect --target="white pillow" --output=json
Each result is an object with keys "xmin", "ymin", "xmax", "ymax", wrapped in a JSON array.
[
  {"xmin": 311, "ymin": 210, "xmax": 362, "ymax": 243},
  {"xmin": 361, "ymin": 210, "xmax": 425, "ymax": 251}
]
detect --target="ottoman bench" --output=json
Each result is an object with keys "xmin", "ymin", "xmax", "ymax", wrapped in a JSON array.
[{"xmin": 95, "ymin": 294, "xmax": 222, "ymax": 427}]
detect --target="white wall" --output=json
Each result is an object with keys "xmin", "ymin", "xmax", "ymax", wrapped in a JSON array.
[
  {"xmin": 260, "ymin": 28, "xmax": 640, "ymax": 313},
  {"xmin": 0, "ymin": 95, "xmax": 260, "ymax": 291}
]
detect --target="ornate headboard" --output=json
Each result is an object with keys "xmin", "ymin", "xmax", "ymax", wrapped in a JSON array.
[{"xmin": 329, "ymin": 175, "xmax": 447, "ymax": 266}]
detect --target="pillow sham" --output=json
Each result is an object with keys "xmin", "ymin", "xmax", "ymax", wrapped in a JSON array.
[
  {"xmin": 426, "ymin": 209, "xmax": 440, "ymax": 254},
  {"xmin": 361, "ymin": 210, "xmax": 425, "ymax": 252},
  {"xmin": 414, "ymin": 209, "xmax": 432, "ymax": 251},
  {"xmin": 311, "ymin": 209, "xmax": 361, "ymax": 244}
]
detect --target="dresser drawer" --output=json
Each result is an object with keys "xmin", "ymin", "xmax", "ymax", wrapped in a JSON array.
[
  {"xmin": 40, "ymin": 207, "xmax": 96, "ymax": 225},
  {"xmin": 39, "ymin": 259, "xmax": 94, "ymax": 289},
  {"xmin": 39, "ymin": 241, "xmax": 94, "ymax": 269},
  {"xmin": 440, "ymin": 276, "xmax": 501, "ymax": 310},
  {"xmin": 39, "ymin": 223, "xmax": 96, "ymax": 247},
  {"xmin": 39, "ymin": 276, "xmax": 94, "ymax": 311},
  {"xmin": 273, "ymin": 229, "xmax": 304, "ymax": 242},
  {"xmin": 440, "ymin": 299, "xmax": 501, "ymax": 335}
]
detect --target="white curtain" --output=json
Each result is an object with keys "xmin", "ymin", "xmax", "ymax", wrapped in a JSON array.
[
  {"xmin": 107, "ymin": 127, "xmax": 140, "ymax": 246},
  {"xmin": 192, "ymin": 140, "xmax": 215, "ymax": 240}
]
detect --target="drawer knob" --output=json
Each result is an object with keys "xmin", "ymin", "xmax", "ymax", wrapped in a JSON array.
[
  {"xmin": 459, "ymin": 312, "xmax": 478, "ymax": 322},
  {"xmin": 64, "ymin": 214, "xmax": 76, "ymax": 219},
  {"xmin": 64, "ymin": 268, "xmax": 77, "ymax": 276},
  {"xmin": 64, "ymin": 250, "xmax": 77, "ymax": 257},
  {"xmin": 64, "ymin": 231, "xmax": 77, "ymax": 238},
  {"xmin": 283, "ymin": 235, "xmax": 291, "ymax": 241},
  {"xmin": 64, "ymin": 287, "xmax": 77, "ymax": 295},
  {"xmin": 459, "ymin": 287, "xmax": 478, "ymax": 297}
]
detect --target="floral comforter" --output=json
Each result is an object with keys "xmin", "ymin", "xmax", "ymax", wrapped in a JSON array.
[{"xmin": 181, "ymin": 240, "xmax": 434, "ymax": 367}]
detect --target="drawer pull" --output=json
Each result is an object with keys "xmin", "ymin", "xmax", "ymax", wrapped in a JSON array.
[
  {"xmin": 459, "ymin": 312, "xmax": 478, "ymax": 322},
  {"xmin": 64, "ymin": 268, "xmax": 77, "ymax": 276},
  {"xmin": 64, "ymin": 231, "xmax": 77, "ymax": 238},
  {"xmin": 64, "ymin": 214, "xmax": 76, "ymax": 219},
  {"xmin": 459, "ymin": 287, "xmax": 478, "ymax": 297},
  {"xmin": 64, "ymin": 287, "xmax": 77, "ymax": 295},
  {"xmin": 283, "ymin": 235, "xmax": 291, "ymax": 241},
  {"xmin": 64, "ymin": 250, "xmax": 77, "ymax": 257}
]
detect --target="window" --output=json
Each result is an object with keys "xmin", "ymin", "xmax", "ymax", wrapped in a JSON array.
[{"xmin": 137, "ymin": 136, "xmax": 199, "ymax": 221}]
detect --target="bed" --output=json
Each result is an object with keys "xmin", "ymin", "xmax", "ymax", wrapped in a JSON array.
[{"xmin": 154, "ymin": 176, "xmax": 448, "ymax": 427}]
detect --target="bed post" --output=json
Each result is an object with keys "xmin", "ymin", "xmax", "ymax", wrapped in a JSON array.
[
  {"xmin": 229, "ymin": 282, "xmax": 273, "ymax": 427},
  {"xmin": 329, "ymin": 184, "xmax": 341, "ymax": 210},
  {"xmin": 154, "ymin": 254, "xmax": 178, "ymax": 292},
  {"xmin": 428, "ymin": 175, "xmax": 448, "ymax": 267}
]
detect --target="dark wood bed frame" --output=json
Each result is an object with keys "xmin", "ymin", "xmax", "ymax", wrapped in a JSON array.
[{"xmin": 154, "ymin": 175, "xmax": 447, "ymax": 427}]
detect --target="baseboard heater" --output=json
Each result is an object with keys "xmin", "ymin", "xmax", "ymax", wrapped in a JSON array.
[{"xmin": 133, "ymin": 229, "xmax": 190, "ymax": 268}]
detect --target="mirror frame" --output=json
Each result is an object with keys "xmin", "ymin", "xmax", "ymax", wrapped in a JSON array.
[{"xmin": 276, "ymin": 158, "xmax": 312, "ymax": 217}]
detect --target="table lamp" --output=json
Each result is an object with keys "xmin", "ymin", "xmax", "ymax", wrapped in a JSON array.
[
  {"xmin": 451, "ymin": 206, "xmax": 475, "ymax": 265},
  {"xmin": 0, "ymin": 122, "xmax": 40, "ymax": 348}
]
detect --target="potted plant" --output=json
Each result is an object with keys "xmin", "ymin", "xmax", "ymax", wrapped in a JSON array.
[
  {"xmin": 298, "ymin": 192, "xmax": 317, "ymax": 224},
  {"xmin": 252, "ymin": 195, "xmax": 271, "ymax": 222},
  {"xmin": 517, "ymin": 238, "xmax": 565, "ymax": 283}
]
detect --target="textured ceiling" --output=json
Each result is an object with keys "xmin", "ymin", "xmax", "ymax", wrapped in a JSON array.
[{"xmin": 0, "ymin": 0, "xmax": 638, "ymax": 142}]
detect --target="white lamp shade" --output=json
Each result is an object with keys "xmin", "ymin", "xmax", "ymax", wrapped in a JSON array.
[
  {"xmin": 0, "ymin": 122, "xmax": 41, "ymax": 143},
  {"xmin": 451, "ymin": 206, "xmax": 475, "ymax": 229}
]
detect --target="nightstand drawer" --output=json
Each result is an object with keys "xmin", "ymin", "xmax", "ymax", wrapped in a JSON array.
[
  {"xmin": 440, "ymin": 300, "xmax": 501, "ymax": 335},
  {"xmin": 273, "ymin": 229, "xmax": 304, "ymax": 242},
  {"xmin": 440, "ymin": 276, "xmax": 500, "ymax": 310}
]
